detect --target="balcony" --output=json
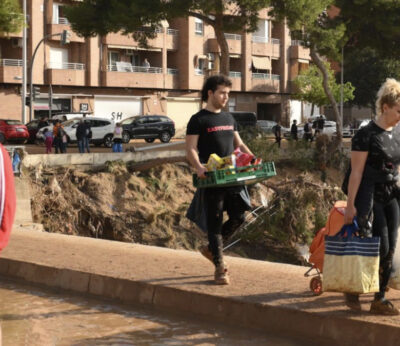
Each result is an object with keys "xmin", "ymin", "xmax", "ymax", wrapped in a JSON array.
[
  {"xmin": 290, "ymin": 41, "xmax": 311, "ymax": 60},
  {"xmin": 103, "ymin": 28, "xmax": 178, "ymax": 51},
  {"xmin": 251, "ymin": 36, "xmax": 280, "ymax": 58},
  {"xmin": 46, "ymin": 62, "xmax": 85, "ymax": 86},
  {"xmin": 0, "ymin": 59, "xmax": 22, "ymax": 83},
  {"xmin": 166, "ymin": 29, "xmax": 179, "ymax": 51},
  {"xmin": 229, "ymin": 71, "xmax": 242, "ymax": 91},
  {"xmin": 47, "ymin": 17, "xmax": 85, "ymax": 43},
  {"xmin": 102, "ymin": 64, "xmax": 178, "ymax": 89},
  {"xmin": 251, "ymin": 73, "xmax": 280, "ymax": 92},
  {"xmin": 208, "ymin": 33, "xmax": 242, "ymax": 55}
]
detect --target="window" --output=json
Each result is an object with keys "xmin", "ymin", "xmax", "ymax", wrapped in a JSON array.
[
  {"xmin": 228, "ymin": 98, "xmax": 236, "ymax": 112},
  {"xmin": 108, "ymin": 51, "xmax": 119, "ymax": 69},
  {"xmin": 195, "ymin": 18, "xmax": 204, "ymax": 36},
  {"xmin": 130, "ymin": 54, "xmax": 139, "ymax": 66},
  {"xmin": 49, "ymin": 47, "xmax": 68, "ymax": 69}
]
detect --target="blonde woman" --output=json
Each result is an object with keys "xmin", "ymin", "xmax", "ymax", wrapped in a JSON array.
[{"xmin": 343, "ymin": 78, "xmax": 400, "ymax": 315}]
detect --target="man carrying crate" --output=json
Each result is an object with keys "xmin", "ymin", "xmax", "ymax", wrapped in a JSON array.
[{"xmin": 186, "ymin": 75, "xmax": 254, "ymax": 285}]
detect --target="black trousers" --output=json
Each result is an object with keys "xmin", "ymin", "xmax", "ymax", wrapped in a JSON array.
[
  {"xmin": 204, "ymin": 187, "xmax": 246, "ymax": 267},
  {"xmin": 373, "ymin": 198, "xmax": 399, "ymax": 299}
]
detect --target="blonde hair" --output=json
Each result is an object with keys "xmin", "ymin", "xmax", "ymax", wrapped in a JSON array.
[{"xmin": 375, "ymin": 78, "xmax": 400, "ymax": 117}]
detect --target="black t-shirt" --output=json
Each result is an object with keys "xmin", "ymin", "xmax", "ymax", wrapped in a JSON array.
[
  {"xmin": 186, "ymin": 109, "xmax": 238, "ymax": 163},
  {"xmin": 352, "ymin": 120, "xmax": 400, "ymax": 201}
]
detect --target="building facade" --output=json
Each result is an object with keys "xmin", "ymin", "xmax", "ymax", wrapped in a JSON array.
[{"xmin": 0, "ymin": 0, "xmax": 311, "ymax": 131}]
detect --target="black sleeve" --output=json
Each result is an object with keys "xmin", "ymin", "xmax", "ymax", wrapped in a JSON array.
[
  {"xmin": 186, "ymin": 115, "xmax": 200, "ymax": 135},
  {"xmin": 352, "ymin": 126, "xmax": 370, "ymax": 151}
]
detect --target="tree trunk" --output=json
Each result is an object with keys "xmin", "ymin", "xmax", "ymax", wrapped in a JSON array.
[
  {"xmin": 311, "ymin": 103, "xmax": 315, "ymax": 115},
  {"xmin": 310, "ymin": 49, "xmax": 342, "ymax": 144},
  {"xmin": 214, "ymin": 14, "xmax": 230, "ymax": 76}
]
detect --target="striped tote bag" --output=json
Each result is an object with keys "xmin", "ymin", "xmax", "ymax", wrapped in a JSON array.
[{"xmin": 323, "ymin": 223, "xmax": 380, "ymax": 294}]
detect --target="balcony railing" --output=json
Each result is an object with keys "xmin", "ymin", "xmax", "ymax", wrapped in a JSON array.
[
  {"xmin": 167, "ymin": 28, "xmax": 179, "ymax": 36},
  {"xmin": 46, "ymin": 62, "xmax": 85, "ymax": 70},
  {"xmin": 252, "ymin": 36, "xmax": 268, "ymax": 43},
  {"xmin": 291, "ymin": 40, "xmax": 305, "ymax": 46},
  {"xmin": 252, "ymin": 73, "xmax": 280, "ymax": 80},
  {"xmin": 53, "ymin": 17, "xmax": 70, "ymax": 25},
  {"xmin": 224, "ymin": 33, "xmax": 241, "ymax": 40},
  {"xmin": 194, "ymin": 68, "xmax": 204, "ymax": 75},
  {"xmin": 0, "ymin": 59, "xmax": 22, "ymax": 67},
  {"xmin": 107, "ymin": 64, "xmax": 163, "ymax": 74},
  {"xmin": 167, "ymin": 68, "xmax": 178, "ymax": 75},
  {"xmin": 229, "ymin": 71, "xmax": 242, "ymax": 78}
]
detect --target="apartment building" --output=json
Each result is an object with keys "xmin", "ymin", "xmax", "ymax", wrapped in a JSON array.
[{"xmin": 0, "ymin": 1, "xmax": 311, "ymax": 130}]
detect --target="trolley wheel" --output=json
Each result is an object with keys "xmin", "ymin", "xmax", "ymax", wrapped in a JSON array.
[{"xmin": 310, "ymin": 277, "xmax": 323, "ymax": 296}]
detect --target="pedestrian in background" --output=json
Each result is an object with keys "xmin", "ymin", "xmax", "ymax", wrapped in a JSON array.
[
  {"xmin": 304, "ymin": 118, "xmax": 313, "ymax": 142},
  {"xmin": 43, "ymin": 127, "xmax": 53, "ymax": 154},
  {"xmin": 84, "ymin": 118, "xmax": 91, "ymax": 153},
  {"xmin": 112, "ymin": 122, "xmax": 123, "ymax": 152},
  {"xmin": 273, "ymin": 122, "xmax": 282, "ymax": 148},
  {"xmin": 290, "ymin": 119, "xmax": 298, "ymax": 140},
  {"xmin": 53, "ymin": 120, "xmax": 64, "ymax": 154},
  {"xmin": 76, "ymin": 119, "xmax": 86, "ymax": 154}
]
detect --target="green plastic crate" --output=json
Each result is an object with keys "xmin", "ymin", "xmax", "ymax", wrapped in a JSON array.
[{"xmin": 193, "ymin": 162, "xmax": 276, "ymax": 188}]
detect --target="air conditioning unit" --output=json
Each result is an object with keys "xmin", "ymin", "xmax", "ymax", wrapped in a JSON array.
[
  {"xmin": 11, "ymin": 38, "xmax": 22, "ymax": 48},
  {"xmin": 125, "ymin": 49, "xmax": 133, "ymax": 56}
]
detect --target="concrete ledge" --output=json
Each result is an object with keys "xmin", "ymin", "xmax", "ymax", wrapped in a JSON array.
[
  {"xmin": 2, "ymin": 229, "xmax": 400, "ymax": 345},
  {"xmin": 22, "ymin": 150, "xmax": 186, "ymax": 168}
]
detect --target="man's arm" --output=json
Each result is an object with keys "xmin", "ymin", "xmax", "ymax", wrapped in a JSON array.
[
  {"xmin": 186, "ymin": 134, "xmax": 207, "ymax": 178},
  {"xmin": 233, "ymin": 131, "xmax": 253, "ymax": 156}
]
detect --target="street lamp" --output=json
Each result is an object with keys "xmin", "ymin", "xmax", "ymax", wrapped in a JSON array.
[
  {"xmin": 28, "ymin": 30, "xmax": 71, "ymax": 121},
  {"xmin": 22, "ymin": 0, "xmax": 27, "ymax": 124}
]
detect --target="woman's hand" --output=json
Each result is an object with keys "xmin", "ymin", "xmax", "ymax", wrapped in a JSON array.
[{"xmin": 344, "ymin": 204, "xmax": 357, "ymax": 225}]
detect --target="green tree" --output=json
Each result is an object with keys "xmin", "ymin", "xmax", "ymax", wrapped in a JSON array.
[
  {"xmin": 343, "ymin": 47, "xmax": 400, "ymax": 112},
  {"xmin": 64, "ymin": 0, "xmax": 271, "ymax": 75},
  {"xmin": 294, "ymin": 63, "xmax": 354, "ymax": 110},
  {"xmin": 269, "ymin": 1, "xmax": 346, "ymax": 141},
  {"xmin": 335, "ymin": 1, "xmax": 400, "ymax": 59},
  {"xmin": 0, "ymin": 0, "xmax": 23, "ymax": 35}
]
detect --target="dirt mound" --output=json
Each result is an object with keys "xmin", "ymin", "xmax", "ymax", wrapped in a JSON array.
[{"xmin": 27, "ymin": 161, "xmax": 345, "ymax": 265}]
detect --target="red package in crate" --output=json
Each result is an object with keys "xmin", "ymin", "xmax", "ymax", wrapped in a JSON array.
[{"xmin": 234, "ymin": 148, "xmax": 255, "ymax": 167}]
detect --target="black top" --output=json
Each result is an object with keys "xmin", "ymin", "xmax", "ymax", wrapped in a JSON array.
[
  {"xmin": 291, "ymin": 123, "xmax": 297, "ymax": 134},
  {"xmin": 352, "ymin": 120, "xmax": 400, "ymax": 201},
  {"xmin": 76, "ymin": 122, "xmax": 87, "ymax": 140},
  {"xmin": 186, "ymin": 109, "xmax": 238, "ymax": 163}
]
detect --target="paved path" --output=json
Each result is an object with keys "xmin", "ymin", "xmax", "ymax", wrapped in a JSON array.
[{"xmin": 1, "ymin": 229, "xmax": 400, "ymax": 345}]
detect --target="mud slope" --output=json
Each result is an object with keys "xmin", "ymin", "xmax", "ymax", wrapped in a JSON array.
[{"xmin": 28, "ymin": 161, "xmax": 345, "ymax": 265}]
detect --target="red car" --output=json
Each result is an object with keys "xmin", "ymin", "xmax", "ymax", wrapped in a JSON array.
[{"xmin": 0, "ymin": 119, "xmax": 29, "ymax": 144}]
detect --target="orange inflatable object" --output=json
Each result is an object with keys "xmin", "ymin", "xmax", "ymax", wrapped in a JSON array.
[{"xmin": 308, "ymin": 201, "xmax": 346, "ymax": 272}]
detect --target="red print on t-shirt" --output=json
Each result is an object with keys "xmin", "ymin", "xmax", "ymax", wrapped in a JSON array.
[{"xmin": 207, "ymin": 125, "xmax": 234, "ymax": 133}]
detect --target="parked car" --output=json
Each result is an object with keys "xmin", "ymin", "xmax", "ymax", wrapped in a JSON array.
[
  {"xmin": 26, "ymin": 118, "xmax": 58, "ymax": 143},
  {"xmin": 256, "ymin": 120, "xmax": 277, "ymax": 134},
  {"xmin": 51, "ymin": 112, "xmax": 92, "ymax": 122},
  {"xmin": 121, "ymin": 115, "xmax": 175, "ymax": 143},
  {"xmin": 230, "ymin": 112, "xmax": 257, "ymax": 129},
  {"xmin": 0, "ymin": 119, "xmax": 29, "ymax": 144},
  {"xmin": 37, "ymin": 117, "xmax": 116, "ymax": 147}
]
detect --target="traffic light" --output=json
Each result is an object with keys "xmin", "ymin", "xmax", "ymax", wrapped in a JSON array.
[
  {"xmin": 60, "ymin": 30, "xmax": 71, "ymax": 45},
  {"xmin": 33, "ymin": 86, "xmax": 40, "ymax": 100}
]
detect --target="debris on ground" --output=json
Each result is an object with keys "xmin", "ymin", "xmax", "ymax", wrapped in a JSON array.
[{"xmin": 27, "ymin": 160, "xmax": 345, "ymax": 265}]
